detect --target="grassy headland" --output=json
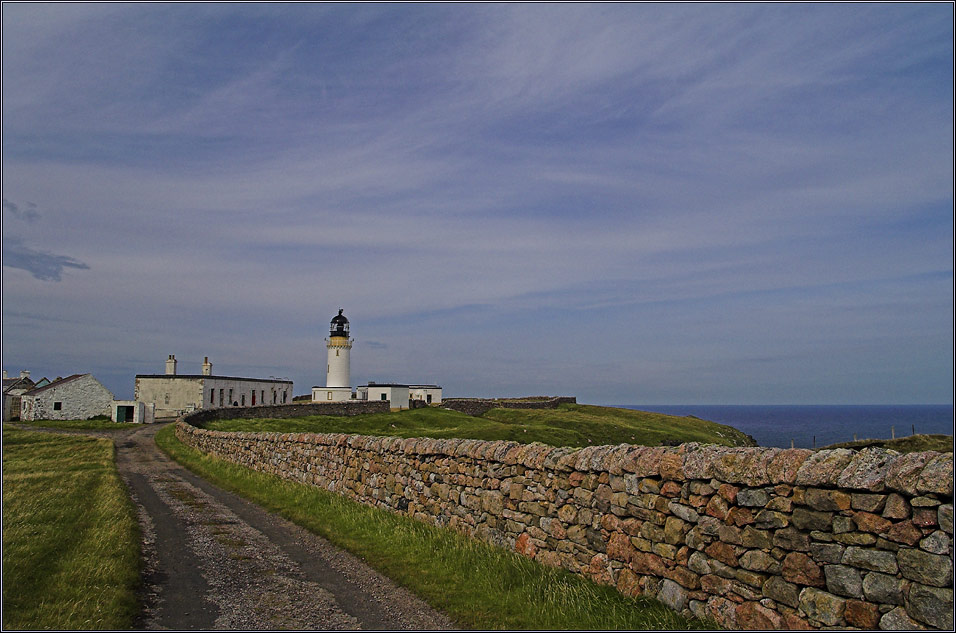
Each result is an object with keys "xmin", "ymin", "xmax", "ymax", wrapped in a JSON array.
[
  {"xmin": 155, "ymin": 424, "xmax": 712, "ymax": 630},
  {"xmin": 199, "ymin": 402, "xmax": 756, "ymax": 447},
  {"xmin": 1, "ymin": 429, "xmax": 140, "ymax": 630},
  {"xmin": 822, "ymin": 433, "xmax": 953, "ymax": 454}
]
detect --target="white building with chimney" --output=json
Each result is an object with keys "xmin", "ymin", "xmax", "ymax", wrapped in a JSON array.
[{"xmin": 135, "ymin": 355, "xmax": 293, "ymax": 419}]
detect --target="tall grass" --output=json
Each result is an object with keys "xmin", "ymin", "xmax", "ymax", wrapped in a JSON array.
[
  {"xmin": 12, "ymin": 418, "xmax": 139, "ymax": 431},
  {"xmin": 2, "ymin": 429, "xmax": 141, "ymax": 630},
  {"xmin": 156, "ymin": 425, "xmax": 710, "ymax": 630}
]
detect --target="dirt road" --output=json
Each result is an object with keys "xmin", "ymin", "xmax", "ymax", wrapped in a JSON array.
[{"xmin": 56, "ymin": 422, "xmax": 456, "ymax": 630}]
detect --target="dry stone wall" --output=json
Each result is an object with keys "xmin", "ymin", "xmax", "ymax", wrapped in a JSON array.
[{"xmin": 176, "ymin": 419, "xmax": 953, "ymax": 630}]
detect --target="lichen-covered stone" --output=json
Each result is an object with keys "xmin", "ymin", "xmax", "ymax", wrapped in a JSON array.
[
  {"xmin": 740, "ymin": 549, "xmax": 780, "ymax": 573},
  {"xmin": 781, "ymin": 552, "xmax": 824, "ymax": 587},
  {"xmin": 762, "ymin": 575, "xmax": 800, "ymax": 608},
  {"xmin": 798, "ymin": 587, "xmax": 846, "ymax": 626},
  {"xmin": 919, "ymin": 530, "xmax": 951, "ymax": 555},
  {"xmin": 794, "ymin": 449, "xmax": 855, "ymax": 487},
  {"xmin": 824, "ymin": 564, "xmax": 863, "ymax": 598},
  {"xmin": 938, "ymin": 504, "xmax": 953, "ymax": 534},
  {"xmin": 668, "ymin": 501, "xmax": 699, "ymax": 523},
  {"xmin": 897, "ymin": 548, "xmax": 953, "ymax": 587},
  {"xmin": 773, "ymin": 527, "xmax": 810, "ymax": 552},
  {"xmin": 884, "ymin": 452, "xmax": 935, "ymax": 494},
  {"xmin": 843, "ymin": 546, "xmax": 898, "ymax": 574},
  {"xmin": 754, "ymin": 509, "xmax": 789, "ymax": 529},
  {"xmin": 658, "ymin": 578, "xmax": 688, "ymax": 611},
  {"xmin": 885, "ymin": 520, "xmax": 923, "ymax": 546},
  {"xmin": 906, "ymin": 582, "xmax": 954, "ymax": 630},
  {"xmin": 917, "ymin": 454, "xmax": 953, "ymax": 496},
  {"xmin": 741, "ymin": 526, "xmax": 772, "ymax": 549},
  {"xmin": 767, "ymin": 449, "xmax": 814, "ymax": 484},
  {"xmin": 853, "ymin": 510, "xmax": 893, "ymax": 534},
  {"xmin": 792, "ymin": 507, "xmax": 833, "ymax": 531},
  {"xmin": 735, "ymin": 600, "xmax": 784, "ymax": 629},
  {"xmin": 844, "ymin": 599, "xmax": 881, "ymax": 629},
  {"xmin": 851, "ymin": 492, "xmax": 887, "ymax": 512},
  {"xmin": 836, "ymin": 447, "xmax": 897, "ymax": 492},
  {"xmin": 737, "ymin": 488, "xmax": 771, "ymax": 507},
  {"xmin": 810, "ymin": 542, "xmax": 844, "ymax": 564},
  {"xmin": 803, "ymin": 487, "xmax": 851, "ymax": 511},
  {"xmin": 862, "ymin": 571, "xmax": 904, "ymax": 605},
  {"xmin": 879, "ymin": 606, "xmax": 927, "ymax": 630}
]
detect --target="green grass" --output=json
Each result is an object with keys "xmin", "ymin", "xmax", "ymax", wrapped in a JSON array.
[
  {"xmin": 13, "ymin": 418, "xmax": 140, "ymax": 431},
  {"xmin": 201, "ymin": 403, "xmax": 755, "ymax": 448},
  {"xmin": 1, "ymin": 429, "xmax": 141, "ymax": 630},
  {"xmin": 155, "ymin": 424, "xmax": 713, "ymax": 630},
  {"xmin": 823, "ymin": 433, "xmax": 953, "ymax": 454}
]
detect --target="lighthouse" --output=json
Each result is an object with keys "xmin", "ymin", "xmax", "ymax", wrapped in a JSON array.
[{"xmin": 315, "ymin": 308, "xmax": 354, "ymax": 402}]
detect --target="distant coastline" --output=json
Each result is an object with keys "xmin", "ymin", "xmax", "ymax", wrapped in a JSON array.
[{"xmin": 616, "ymin": 404, "xmax": 954, "ymax": 449}]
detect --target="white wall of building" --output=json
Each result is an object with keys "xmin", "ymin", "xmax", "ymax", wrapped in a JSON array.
[
  {"xmin": 111, "ymin": 400, "xmax": 155, "ymax": 424},
  {"xmin": 410, "ymin": 385, "xmax": 443, "ymax": 405},
  {"xmin": 21, "ymin": 374, "xmax": 114, "ymax": 421},
  {"xmin": 311, "ymin": 386, "xmax": 353, "ymax": 402},
  {"xmin": 365, "ymin": 384, "xmax": 410, "ymax": 409},
  {"xmin": 135, "ymin": 375, "xmax": 293, "ymax": 418}
]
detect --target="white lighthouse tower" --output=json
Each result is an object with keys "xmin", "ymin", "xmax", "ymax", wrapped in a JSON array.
[{"xmin": 313, "ymin": 309, "xmax": 353, "ymax": 402}]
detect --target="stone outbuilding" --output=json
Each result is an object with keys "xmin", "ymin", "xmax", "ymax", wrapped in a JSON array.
[
  {"xmin": 3, "ymin": 370, "xmax": 36, "ymax": 420},
  {"xmin": 20, "ymin": 374, "xmax": 115, "ymax": 421}
]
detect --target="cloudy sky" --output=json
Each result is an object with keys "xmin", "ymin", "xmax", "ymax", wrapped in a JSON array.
[{"xmin": 2, "ymin": 3, "xmax": 952, "ymax": 404}]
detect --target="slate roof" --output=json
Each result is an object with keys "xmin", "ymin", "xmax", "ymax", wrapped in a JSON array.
[{"xmin": 23, "ymin": 374, "xmax": 86, "ymax": 395}]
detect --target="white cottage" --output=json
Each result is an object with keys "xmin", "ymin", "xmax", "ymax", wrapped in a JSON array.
[{"xmin": 20, "ymin": 374, "xmax": 115, "ymax": 421}]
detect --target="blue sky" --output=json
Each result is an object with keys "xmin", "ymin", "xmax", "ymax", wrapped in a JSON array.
[{"xmin": 2, "ymin": 3, "xmax": 953, "ymax": 404}]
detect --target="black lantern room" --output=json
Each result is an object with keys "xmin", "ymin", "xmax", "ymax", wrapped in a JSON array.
[{"xmin": 330, "ymin": 309, "xmax": 350, "ymax": 338}]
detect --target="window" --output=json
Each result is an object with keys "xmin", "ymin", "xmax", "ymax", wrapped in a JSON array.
[
  {"xmin": 241, "ymin": 394, "xmax": 245, "ymax": 406},
  {"xmin": 219, "ymin": 389, "xmax": 224, "ymax": 406},
  {"xmin": 380, "ymin": 393, "xmax": 387, "ymax": 401},
  {"xmin": 327, "ymin": 391, "xmax": 332, "ymax": 400},
  {"xmin": 336, "ymin": 350, "xmax": 339, "ymax": 356},
  {"xmin": 210, "ymin": 389, "xmax": 214, "ymax": 404},
  {"xmin": 53, "ymin": 401, "xmax": 62, "ymax": 411},
  {"xmin": 164, "ymin": 393, "xmax": 170, "ymax": 404},
  {"xmin": 283, "ymin": 391, "xmax": 287, "ymax": 403},
  {"xmin": 427, "ymin": 394, "xmax": 432, "ymax": 404},
  {"xmin": 228, "ymin": 389, "xmax": 233, "ymax": 405}
]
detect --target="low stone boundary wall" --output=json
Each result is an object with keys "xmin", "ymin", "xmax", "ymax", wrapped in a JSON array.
[
  {"xmin": 175, "ymin": 418, "xmax": 953, "ymax": 630},
  {"xmin": 186, "ymin": 400, "xmax": 389, "ymax": 425},
  {"xmin": 442, "ymin": 396, "xmax": 577, "ymax": 416}
]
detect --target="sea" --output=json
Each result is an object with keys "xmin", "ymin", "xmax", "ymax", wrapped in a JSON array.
[{"xmin": 617, "ymin": 404, "xmax": 954, "ymax": 450}]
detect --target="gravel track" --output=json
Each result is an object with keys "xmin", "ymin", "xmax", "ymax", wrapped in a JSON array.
[{"xmin": 14, "ymin": 422, "xmax": 456, "ymax": 630}]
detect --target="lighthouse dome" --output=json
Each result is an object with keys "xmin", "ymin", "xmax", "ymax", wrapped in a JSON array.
[{"xmin": 330, "ymin": 309, "xmax": 350, "ymax": 337}]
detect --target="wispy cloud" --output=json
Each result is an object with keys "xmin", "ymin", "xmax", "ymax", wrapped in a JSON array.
[{"xmin": 2, "ymin": 236, "xmax": 90, "ymax": 282}]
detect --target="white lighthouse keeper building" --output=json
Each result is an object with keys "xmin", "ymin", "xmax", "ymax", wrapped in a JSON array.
[{"xmin": 313, "ymin": 309, "xmax": 354, "ymax": 402}]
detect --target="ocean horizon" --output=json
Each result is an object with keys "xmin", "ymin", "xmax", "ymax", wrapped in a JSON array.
[{"xmin": 614, "ymin": 404, "xmax": 954, "ymax": 450}]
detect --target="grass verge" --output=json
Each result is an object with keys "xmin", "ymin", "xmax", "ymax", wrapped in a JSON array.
[
  {"xmin": 201, "ymin": 403, "xmax": 755, "ymax": 448},
  {"xmin": 1, "ymin": 428, "xmax": 141, "ymax": 630},
  {"xmin": 11, "ymin": 418, "xmax": 139, "ymax": 431},
  {"xmin": 155, "ymin": 424, "xmax": 712, "ymax": 630}
]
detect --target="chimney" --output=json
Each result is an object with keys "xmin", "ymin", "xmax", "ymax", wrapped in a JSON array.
[
  {"xmin": 202, "ymin": 357, "xmax": 212, "ymax": 376},
  {"xmin": 2, "ymin": 370, "xmax": 7, "ymax": 379},
  {"xmin": 20, "ymin": 370, "xmax": 30, "ymax": 380},
  {"xmin": 165, "ymin": 355, "xmax": 177, "ymax": 376}
]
